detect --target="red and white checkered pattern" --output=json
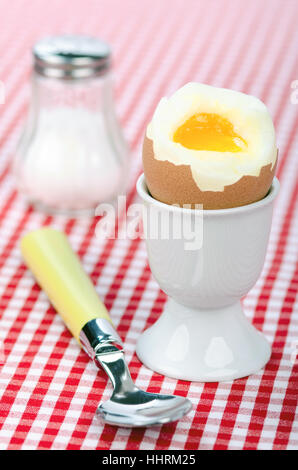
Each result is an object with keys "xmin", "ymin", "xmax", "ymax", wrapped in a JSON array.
[{"xmin": 0, "ymin": 0, "xmax": 297, "ymax": 450}]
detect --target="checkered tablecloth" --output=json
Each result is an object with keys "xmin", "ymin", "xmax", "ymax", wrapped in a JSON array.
[{"xmin": 0, "ymin": 0, "xmax": 297, "ymax": 450}]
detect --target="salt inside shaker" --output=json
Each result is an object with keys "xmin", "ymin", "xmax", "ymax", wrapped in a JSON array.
[{"xmin": 14, "ymin": 35, "xmax": 128, "ymax": 215}]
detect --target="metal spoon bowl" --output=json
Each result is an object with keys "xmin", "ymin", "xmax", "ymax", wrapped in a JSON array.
[{"xmin": 96, "ymin": 348, "xmax": 192, "ymax": 427}]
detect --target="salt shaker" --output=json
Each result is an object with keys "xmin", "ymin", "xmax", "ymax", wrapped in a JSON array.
[{"xmin": 14, "ymin": 35, "xmax": 128, "ymax": 215}]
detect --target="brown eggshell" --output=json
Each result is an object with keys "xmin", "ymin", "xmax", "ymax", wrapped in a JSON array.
[{"xmin": 143, "ymin": 136, "xmax": 277, "ymax": 209}]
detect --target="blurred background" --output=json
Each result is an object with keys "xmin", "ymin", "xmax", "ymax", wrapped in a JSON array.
[{"xmin": 0, "ymin": 0, "xmax": 297, "ymax": 196}]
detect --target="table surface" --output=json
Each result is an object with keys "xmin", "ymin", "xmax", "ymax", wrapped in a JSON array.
[{"xmin": 0, "ymin": 0, "xmax": 297, "ymax": 450}]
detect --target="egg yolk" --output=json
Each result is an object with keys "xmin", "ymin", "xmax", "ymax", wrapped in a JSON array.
[{"xmin": 173, "ymin": 113, "xmax": 247, "ymax": 152}]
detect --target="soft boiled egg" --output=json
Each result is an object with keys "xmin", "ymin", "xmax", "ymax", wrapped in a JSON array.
[{"xmin": 143, "ymin": 82, "xmax": 277, "ymax": 209}]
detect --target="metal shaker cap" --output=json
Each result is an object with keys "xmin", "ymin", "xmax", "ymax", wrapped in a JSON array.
[{"xmin": 33, "ymin": 35, "xmax": 111, "ymax": 79}]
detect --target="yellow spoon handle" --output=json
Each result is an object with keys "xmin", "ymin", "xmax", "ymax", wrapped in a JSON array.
[{"xmin": 21, "ymin": 228, "xmax": 112, "ymax": 343}]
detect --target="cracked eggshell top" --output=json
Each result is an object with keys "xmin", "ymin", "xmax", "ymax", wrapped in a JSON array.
[{"xmin": 143, "ymin": 82, "xmax": 277, "ymax": 209}]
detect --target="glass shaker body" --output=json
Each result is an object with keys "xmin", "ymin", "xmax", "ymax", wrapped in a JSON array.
[{"xmin": 14, "ymin": 36, "xmax": 128, "ymax": 215}]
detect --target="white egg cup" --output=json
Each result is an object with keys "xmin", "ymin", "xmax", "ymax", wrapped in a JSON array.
[{"xmin": 136, "ymin": 174, "xmax": 279, "ymax": 382}]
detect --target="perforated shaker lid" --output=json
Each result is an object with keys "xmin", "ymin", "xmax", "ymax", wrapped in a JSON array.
[{"xmin": 33, "ymin": 35, "xmax": 111, "ymax": 79}]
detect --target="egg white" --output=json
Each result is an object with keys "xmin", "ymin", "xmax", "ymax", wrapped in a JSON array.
[{"xmin": 147, "ymin": 83, "xmax": 277, "ymax": 191}]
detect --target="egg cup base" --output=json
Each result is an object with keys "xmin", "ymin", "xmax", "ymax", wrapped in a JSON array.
[{"xmin": 136, "ymin": 299, "xmax": 271, "ymax": 382}]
